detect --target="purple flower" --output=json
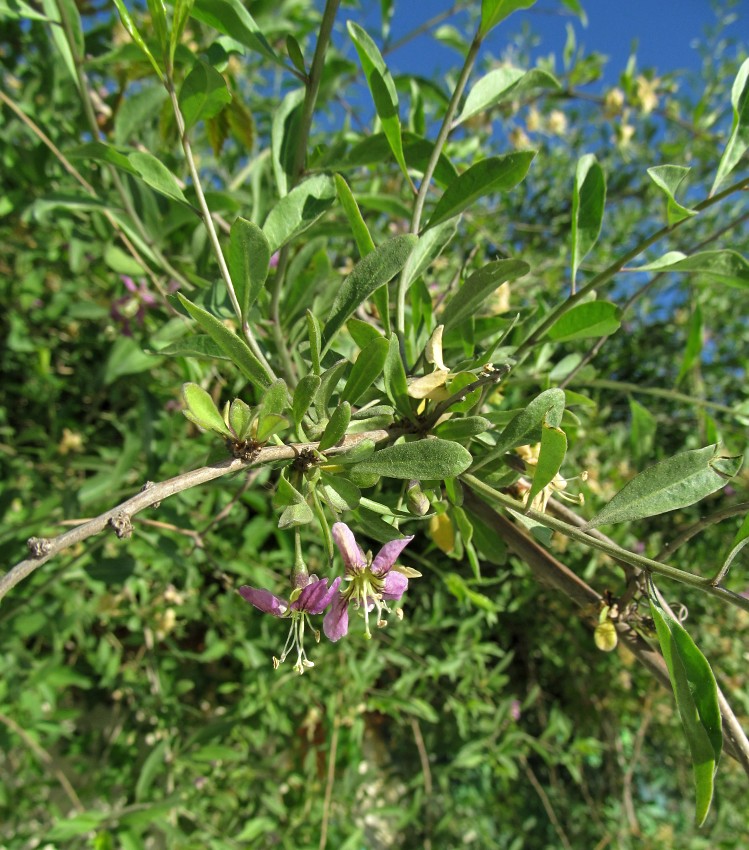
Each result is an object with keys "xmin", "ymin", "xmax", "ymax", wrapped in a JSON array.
[
  {"xmin": 111, "ymin": 275, "xmax": 158, "ymax": 335},
  {"xmin": 239, "ymin": 574, "xmax": 341, "ymax": 673},
  {"xmin": 323, "ymin": 523, "xmax": 417, "ymax": 642}
]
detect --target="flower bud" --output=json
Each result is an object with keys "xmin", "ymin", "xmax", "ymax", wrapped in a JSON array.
[{"xmin": 407, "ymin": 480, "xmax": 431, "ymax": 516}]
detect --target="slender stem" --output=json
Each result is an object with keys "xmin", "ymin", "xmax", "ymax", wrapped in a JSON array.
[
  {"xmin": 0, "ymin": 430, "xmax": 390, "ymax": 604},
  {"xmin": 656, "ymin": 502, "xmax": 749, "ymax": 561},
  {"xmin": 515, "ymin": 175, "xmax": 749, "ymax": 357},
  {"xmin": 291, "ymin": 0, "xmax": 341, "ymax": 182},
  {"xmin": 165, "ymin": 77, "xmax": 276, "ymax": 382},
  {"xmin": 395, "ymin": 30, "xmax": 483, "ymax": 348},
  {"xmin": 54, "ymin": 0, "xmax": 193, "ymax": 295},
  {"xmin": 582, "ymin": 379, "xmax": 739, "ymax": 416},
  {"xmin": 462, "ymin": 474, "xmax": 749, "ymax": 613},
  {"xmin": 269, "ymin": 0, "xmax": 340, "ymax": 385}
]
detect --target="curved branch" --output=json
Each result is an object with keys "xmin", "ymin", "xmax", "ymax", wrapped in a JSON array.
[{"xmin": 0, "ymin": 431, "xmax": 389, "ymax": 604}]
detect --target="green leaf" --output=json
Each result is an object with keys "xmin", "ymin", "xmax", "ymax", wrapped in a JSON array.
[
  {"xmin": 286, "ymin": 34, "xmax": 306, "ymax": 74},
  {"xmin": 571, "ymin": 154, "xmax": 606, "ymax": 286},
  {"xmin": 712, "ymin": 57, "xmax": 749, "ymax": 194},
  {"xmin": 479, "ymin": 0, "xmax": 537, "ymax": 37},
  {"xmin": 648, "ymin": 165, "xmax": 698, "ymax": 225},
  {"xmin": 191, "ymin": 0, "xmax": 279, "ymax": 64},
  {"xmin": 441, "ymin": 259, "xmax": 530, "ymax": 330},
  {"xmin": 315, "ymin": 359, "xmax": 349, "ymax": 414},
  {"xmin": 272, "ymin": 88, "xmax": 304, "ymax": 197},
  {"xmin": 177, "ymin": 294, "xmax": 272, "ymax": 389},
  {"xmin": 434, "ymin": 416, "xmax": 493, "ymax": 441},
  {"xmin": 585, "ymin": 445, "xmax": 742, "ymax": 528},
  {"xmin": 347, "ymin": 318, "xmax": 383, "ymax": 349},
  {"xmin": 351, "ymin": 438, "xmax": 472, "ymax": 479},
  {"xmin": 321, "ymin": 234, "xmax": 417, "ymax": 352},
  {"xmin": 128, "ymin": 151, "xmax": 188, "ymax": 205},
  {"xmin": 41, "ymin": 0, "xmax": 84, "ymax": 90},
  {"xmin": 649, "ymin": 583, "xmax": 721, "ymax": 826},
  {"xmin": 259, "ymin": 379, "xmax": 290, "ymax": 419},
  {"xmin": 146, "ymin": 0, "xmax": 167, "ymax": 52},
  {"xmin": 335, "ymin": 174, "xmax": 376, "ymax": 257},
  {"xmin": 426, "ymin": 152, "xmax": 536, "ymax": 229},
  {"xmin": 307, "ymin": 310, "xmax": 322, "ymax": 374},
  {"xmin": 111, "ymin": 0, "xmax": 163, "ymax": 78},
  {"xmin": 629, "ymin": 398, "xmax": 656, "ymax": 462},
  {"xmin": 341, "ymin": 337, "xmax": 389, "ymax": 406},
  {"xmin": 318, "ymin": 472, "xmax": 361, "ymax": 512},
  {"xmin": 228, "ymin": 217, "xmax": 271, "ymax": 320},
  {"xmin": 182, "ymin": 382, "xmax": 232, "ymax": 436},
  {"xmin": 546, "ymin": 300, "xmax": 621, "ymax": 342},
  {"xmin": 102, "ymin": 337, "xmax": 161, "ymax": 385},
  {"xmin": 279, "ymin": 501, "xmax": 314, "ymax": 528},
  {"xmin": 456, "ymin": 67, "xmax": 561, "ymax": 125},
  {"xmin": 292, "ymin": 374, "xmax": 321, "ymax": 428},
  {"xmin": 482, "ymin": 388, "xmax": 566, "ymax": 461},
  {"xmin": 318, "ymin": 402, "xmax": 351, "ymax": 451},
  {"xmin": 155, "ymin": 334, "xmax": 231, "ymax": 361},
  {"xmin": 255, "ymin": 413, "xmax": 289, "ymax": 442},
  {"xmin": 228, "ymin": 398, "xmax": 253, "ymax": 440},
  {"xmin": 0, "ymin": 0, "xmax": 50, "ymax": 21},
  {"xmin": 114, "ymin": 85, "xmax": 168, "ymax": 145},
  {"xmin": 170, "ymin": 0, "xmax": 195, "ymax": 66},
  {"xmin": 400, "ymin": 219, "xmax": 459, "ymax": 292},
  {"xmin": 262, "ymin": 174, "xmax": 337, "ymax": 253},
  {"xmin": 676, "ymin": 304, "xmax": 703, "ymax": 385},
  {"xmin": 634, "ymin": 250, "xmax": 749, "ymax": 290},
  {"xmin": 383, "ymin": 333, "xmax": 414, "ymax": 419},
  {"xmin": 347, "ymin": 21, "xmax": 410, "ymax": 185},
  {"xmin": 178, "ymin": 61, "xmax": 232, "ymax": 131},
  {"xmin": 524, "ymin": 424, "xmax": 567, "ymax": 510},
  {"xmin": 135, "ymin": 740, "xmax": 169, "ymax": 802}
]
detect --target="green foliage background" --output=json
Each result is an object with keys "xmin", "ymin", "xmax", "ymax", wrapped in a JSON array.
[{"xmin": 1, "ymin": 1, "xmax": 748, "ymax": 848}]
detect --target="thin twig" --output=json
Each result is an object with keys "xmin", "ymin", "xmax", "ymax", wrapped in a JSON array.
[
  {"xmin": 0, "ymin": 712, "xmax": 84, "ymax": 813},
  {"xmin": 1, "ymin": 430, "xmax": 390, "ymax": 604},
  {"xmin": 656, "ymin": 502, "xmax": 749, "ymax": 561},
  {"xmin": 520, "ymin": 756, "xmax": 572, "ymax": 850},
  {"xmin": 410, "ymin": 717, "xmax": 433, "ymax": 850}
]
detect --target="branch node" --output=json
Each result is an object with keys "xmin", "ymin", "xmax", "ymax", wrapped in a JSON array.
[
  {"xmin": 27, "ymin": 537, "xmax": 52, "ymax": 558},
  {"xmin": 141, "ymin": 480, "xmax": 161, "ymax": 508},
  {"xmin": 109, "ymin": 511, "xmax": 133, "ymax": 539}
]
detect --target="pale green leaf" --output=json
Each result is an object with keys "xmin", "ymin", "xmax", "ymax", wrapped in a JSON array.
[
  {"xmin": 571, "ymin": 154, "xmax": 606, "ymax": 286},
  {"xmin": 648, "ymin": 165, "xmax": 698, "ymax": 225},
  {"xmin": 634, "ymin": 250, "xmax": 749, "ymax": 290},
  {"xmin": 341, "ymin": 337, "xmax": 389, "ymax": 406},
  {"xmin": 318, "ymin": 402, "xmax": 351, "ymax": 451},
  {"xmin": 456, "ymin": 67, "xmax": 561, "ymax": 125},
  {"xmin": 352, "ymin": 438, "xmax": 472, "ymax": 479},
  {"xmin": 262, "ymin": 174, "xmax": 337, "ymax": 253},
  {"xmin": 426, "ymin": 152, "xmax": 536, "ymax": 229},
  {"xmin": 441, "ymin": 259, "xmax": 530, "ymax": 330},
  {"xmin": 480, "ymin": 0, "xmax": 537, "ymax": 37},
  {"xmin": 228, "ymin": 217, "xmax": 271, "ymax": 320},
  {"xmin": 182, "ymin": 383, "xmax": 231, "ymax": 436},
  {"xmin": 585, "ymin": 445, "xmax": 742, "ymax": 528},
  {"xmin": 524, "ymin": 424, "xmax": 567, "ymax": 510},
  {"xmin": 191, "ymin": 0, "xmax": 279, "ymax": 64},
  {"xmin": 178, "ymin": 61, "xmax": 232, "ymax": 131},
  {"xmin": 712, "ymin": 57, "xmax": 749, "ymax": 194},
  {"xmin": 546, "ymin": 300, "xmax": 620, "ymax": 342},
  {"xmin": 335, "ymin": 174, "xmax": 376, "ymax": 257}
]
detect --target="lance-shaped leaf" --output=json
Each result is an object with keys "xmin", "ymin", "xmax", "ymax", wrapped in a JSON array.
[
  {"xmin": 335, "ymin": 174, "xmax": 376, "ymax": 257},
  {"xmin": 318, "ymin": 402, "xmax": 351, "ymax": 451},
  {"xmin": 571, "ymin": 154, "xmax": 606, "ymax": 287},
  {"xmin": 426, "ymin": 152, "xmax": 535, "ymax": 229},
  {"xmin": 351, "ymin": 438, "xmax": 472, "ymax": 480},
  {"xmin": 400, "ymin": 219, "xmax": 459, "ymax": 292},
  {"xmin": 170, "ymin": 0, "xmax": 195, "ymax": 66},
  {"xmin": 191, "ymin": 0, "xmax": 278, "ymax": 64},
  {"xmin": 177, "ymin": 294, "xmax": 272, "ymax": 389},
  {"xmin": 348, "ymin": 21, "xmax": 410, "ymax": 185},
  {"xmin": 456, "ymin": 67, "xmax": 560, "ymax": 125},
  {"xmin": 441, "ymin": 259, "xmax": 529, "ymax": 330},
  {"xmin": 262, "ymin": 174, "xmax": 337, "ymax": 253},
  {"xmin": 112, "ymin": 0, "xmax": 162, "ymax": 78},
  {"xmin": 292, "ymin": 374, "xmax": 321, "ymax": 428},
  {"xmin": 228, "ymin": 398, "xmax": 253, "ymax": 440},
  {"xmin": 648, "ymin": 165, "xmax": 698, "ymax": 226},
  {"xmin": 479, "ymin": 0, "xmax": 538, "ymax": 36},
  {"xmin": 676, "ymin": 304, "xmax": 703, "ymax": 385},
  {"xmin": 546, "ymin": 300, "xmax": 620, "ymax": 342},
  {"xmin": 524, "ymin": 424, "xmax": 567, "ymax": 511},
  {"xmin": 228, "ymin": 218, "xmax": 271, "ymax": 320},
  {"xmin": 383, "ymin": 333, "xmax": 414, "ymax": 420},
  {"xmin": 649, "ymin": 582, "xmax": 722, "ymax": 827},
  {"xmin": 128, "ymin": 151, "xmax": 188, "ymax": 205},
  {"xmin": 711, "ymin": 57, "xmax": 749, "ymax": 194},
  {"xmin": 434, "ymin": 416, "xmax": 492, "ymax": 441},
  {"xmin": 341, "ymin": 337, "xmax": 389, "ymax": 406},
  {"xmin": 321, "ymin": 234, "xmax": 417, "ymax": 351},
  {"xmin": 182, "ymin": 383, "xmax": 231, "ymax": 437},
  {"xmin": 585, "ymin": 445, "xmax": 742, "ymax": 528},
  {"xmin": 178, "ymin": 61, "xmax": 232, "ymax": 131},
  {"xmin": 477, "ymin": 388, "xmax": 566, "ymax": 468},
  {"xmin": 634, "ymin": 250, "xmax": 749, "ymax": 290},
  {"xmin": 306, "ymin": 311, "xmax": 322, "ymax": 375},
  {"xmin": 272, "ymin": 88, "xmax": 304, "ymax": 197}
]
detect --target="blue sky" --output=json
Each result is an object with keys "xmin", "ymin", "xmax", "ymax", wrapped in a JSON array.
[{"xmin": 357, "ymin": 0, "xmax": 748, "ymax": 87}]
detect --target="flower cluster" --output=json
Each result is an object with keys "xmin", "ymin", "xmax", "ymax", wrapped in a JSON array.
[{"xmin": 238, "ymin": 523, "xmax": 417, "ymax": 673}]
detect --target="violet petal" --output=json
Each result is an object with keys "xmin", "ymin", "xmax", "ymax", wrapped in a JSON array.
[
  {"xmin": 238, "ymin": 586, "xmax": 288, "ymax": 617},
  {"xmin": 332, "ymin": 523, "xmax": 365, "ymax": 572},
  {"xmin": 382, "ymin": 571, "xmax": 408, "ymax": 601},
  {"xmin": 323, "ymin": 593, "xmax": 349, "ymax": 642},
  {"xmin": 293, "ymin": 576, "xmax": 342, "ymax": 614},
  {"xmin": 371, "ymin": 535, "xmax": 414, "ymax": 576}
]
